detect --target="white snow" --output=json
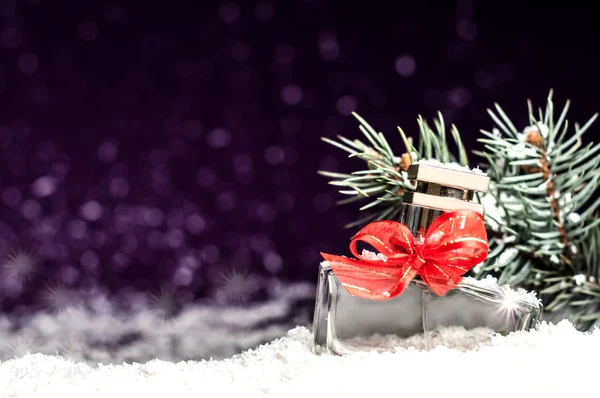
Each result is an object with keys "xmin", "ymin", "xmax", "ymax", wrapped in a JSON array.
[
  {"xmin": 567, "ymin": 212, "xmax": 582, "ymax": 224},
  {"xmin": 360, "ymin": 249, "xmax": 388, "ymax": 262},
  {"xmin": 461, "ymin": 275, "xmax": 541, "ymax": 306},
  {"xmin": 0, "ymin": 282, "xmax": 316, "ymax": 365},
  {"xmin": 1, "ymin": 320, "xmax": 600, "ymax": 397},
  {"xmin": 524, "ymin": 122, "xmax": 549, "ymax": 139},
  {"xmin": 413, "ymin": 158, "xmax": 488, "ymax": 176},
  {"xmin": 573, "ymin": 274, "xmax": 587, "ymax": 286}
]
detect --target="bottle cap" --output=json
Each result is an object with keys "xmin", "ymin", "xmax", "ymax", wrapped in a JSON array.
[{"xmin": 403, "ymin": 162, "xmax": 490, "ymax": 215}]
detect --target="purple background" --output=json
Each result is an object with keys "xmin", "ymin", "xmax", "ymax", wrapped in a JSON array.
[{"xmin": 0, "ymin": 0, "xmax": 599, "ymax": 313}]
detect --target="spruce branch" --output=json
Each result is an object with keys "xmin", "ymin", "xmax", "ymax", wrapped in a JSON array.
[
  {"xmin": 475, "ymin": 90, "xmax": 600, "ymax": 330},
  {"xmin": 321, "ymin": 91, "xmax": 600, "ymax": 330},
  {"xmin": 319, "ymin": 112, "xmax": 467, "ymax": 228}
]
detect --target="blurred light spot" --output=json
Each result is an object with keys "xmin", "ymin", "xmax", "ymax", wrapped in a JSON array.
[
  {"xmin": 20, "ymin": 199, "xmax": 40, "ymax": 219},
  {"xmin": 201, "ymin": 244, "xmax": 220, "ymax": 263},
  {"xmin": 233, "ymin": 153, "xmax": 253, "ymax": 176},
  {"xmin": 288, "ymin": 216, "xmax": 307, "ymax": 236},
  {"xmin": 313, "ymin": 193, "xmax": 333, "ymax": 212},
  {"xmin": 254, "ymin": 202, "xmax": 275, "ymax": 223},
  {"xmin": 274, "ymin": 44, "xmax": 295, "ymax": 64},
  {"xmin": 172, "ymin": 101, "xmax": 192, "ymax": 119},
  {"xmin": 104, "ymin": 4, "xmax": 126, "ymax": 23},
  {"xmin": 197, "ymin": 167, "xmax": 217, "ymax": 187},
  {"xmin": 121, "ymin": 234, "xmax": 139, "ymax": 252},
  {"xmin": 0, "ymin": 0, "xmax": 16, "ymax": 18},
  {"xmin": 93, "ymin": 230, "xmax": 107, "ymax": 247},
  {"xmin": 144, "ymin": 207, "xmax": 164, "ymax": 227},
  {"xmin": 168, "ymin": 137, "xmax": 187, "ymax": 155},
  {"xmin": 474, "ymin": 69, "xmax": 494, "ymax": 88},
  {"xmin": 174, "ymin": 59, "xmax": 194, "ymax": 79},
  {"xmin": 280, "ymin": 116, "xmax": 301, "ymax": 136},
  {"xmin": 281, "ymin": 84, "xmax": 302, "ymax": 106},
  {"xmin": 1, "ymin": 247, "xmax": 38, "ymax": 283},
  {"xmin": 146, "ymin": 230, "xmax": 163, "ymax": 249},
  {"xmin": 336, "ymin": 95, "xmax": 357, "ymax": 116},
  {"xmin": 60, "ymin": 266, "xmax": 80, "ymax": 285},
  {"xmin": 164, "ymin": 117, "xmax": 182, "ymax": 134},
  {"xmin": 182, "ymin": 118, "xmax": 203, "ymax": 139},
  {"xmin": 18, "ymin": 52, "xmax": 39, "ymax": 75},
  {"xmin": 80, "ymin": 250, "xmax": 99, "ymax": 271},
  {"xmin": 319, "ymin": 155, "xmax": 339, "ymax": 172},
  {"xmin": 264, "ymin": 145, "xmax": 285, "ymax": 165},
  {"xmin": 185, "ymin": 214, "xmax": 206, "ymax": 234},
  {"xmin": 254, "ymin": 2, "xmax": 274, "ymax": 22},
  {"xmin": 263, "ymin": 251, "xmax": 283, "ymax": 274},
  {"xmin": 223, "ymin": 107, "xmax": 243, "ymax": 126},
  {"xmin": 2, "ymin": 187, "xmax": 21, "ymax": 207},
  {"xmin": 424, "ymin": 89, "xmax": 441, "ymax": 108},
  {"xmin": 457, "ymin": 18, "xmax": 477, "ymax": 41},
  {"xmin": 112, "ymin": 252, "xmax": 130, "ymax": 271},
  {"xmin": 216, "ymin": 191, "xmax": 236, "ymax": 212},
  {"xmin": 80, "ymin": 201, "xmax": 103, "ymax": 221},
  {"xmin": 173, "ymin": 267, "xmax": 193, "ymax": 286},
  {"xmin": 148, "ymin": 288, "xmax": 183, "ymax": 323},
  {"xmin": 165, "ymin": 209, "xmax": 183, "ymax": 229},
  {"xmin": 67, "ymin": 219, "xmax": 88, "ymax": 240},
  {"xmin": 165, "ymin": 229, "xmax": 184, "ymax": 248},
  {"xmin": 368, "ymin": 88, "xmax": 387, "ymax": 108},
  {"xmin": 283, "ymin": 147, "xmax": 298, "ymax": 166},
  {"xmin": 232, "ymin": 41, "xmax": 251, "ymax": 62},
  {"xmin": 149, "ymin": 149, "xmax": 169, "ymax": 165},
  {"xmin": 97, "ymin": 141, "xmax": 118, "ymax": 163},
  {"xmin": 207, "ymin": 128, "xmax": 232, "ymax": 148},
  {"xmin": 457, "ymin": 0, "xmax": 475, "ymax": 16},
  {"xmin": 32, "ymin": 175, "xmax": 57, "ymax": 198},
  {"xmin": 318, "ymin": 32, "xmax": 340, "ymax": 61},
  {"xmin": 1, "ymin": 27, "xmax": 22, "ymax": 49},
  {"xmin": 497, "ymin": 63, "xmax": 514, "ymax": 83},
  {"xmin": 13, "ymin": 119, "xmax": 32, "ymax": 137},
  {"xmin": 179, "ymin": 254, "xmax": 201, "ymax": 270},
  {"xmin": 250, "ymin": 233, "xmax": 272, "ymax": 253},
  {"xmin": 78, "ymin": 21, "xmax": 98, "ymax": 42},
  {"xmin": 217, "ymin": 268, "xmax": 259, "ymax": 304},
  {"xmin": 275, "ymin": 193, "xmax": 294, "ymax": 212},
  {"xmin": 449, "ymin": 87, "xmax": 471, "ymax": 108},
  {"xmin": 29, "ymin": 83, "xmax": 49, "ymax": 103},
  {"xmin": 272, "ymin": 171, "xmax": 290, "ymax": 187},
  {"xmin": 0, "ymin": 127, "xmax": 13, "ymax": 148},
  {"xmin": 41, "ymin": 283, "xmax": 78, "ymax": 313},
  {"xmin": 109, "ymin": 177, "xmax": 129, "ymax": 197},
  {"xmin": 300, "ymin": 247, "xmax": 319, "ymax": 268},
  {"xmin": 324, "ymin": 115, "xmax": 344, "ymax": 135},
  {"xmin": 395, "ymin": 54, "xmax": 416, "ymax": 77},
  {"xmin": 219, "ymin": 2, "xmax": 240, "ymax": 23}
]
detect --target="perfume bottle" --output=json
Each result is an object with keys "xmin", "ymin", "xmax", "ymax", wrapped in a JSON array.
[{"xmin": 313, "ymin": 162, "xmax": 543, "ymax": 355}]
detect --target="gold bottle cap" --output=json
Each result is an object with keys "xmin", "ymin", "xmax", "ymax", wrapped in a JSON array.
[{"xmin": 404, "ymin": 163, "xmax": 490, "ymax": 215}]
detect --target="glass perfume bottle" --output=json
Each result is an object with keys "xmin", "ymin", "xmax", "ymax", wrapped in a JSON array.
[{"xmin": 313, "ymin": 162, "xmax": 543, "ymax": 355}]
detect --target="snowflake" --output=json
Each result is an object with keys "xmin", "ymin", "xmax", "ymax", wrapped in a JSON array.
[
  {"xmin": 40, "ymin": 283, "xmax": 79, "ymax": 314},
  {"xmin": 217, "ymin": 268, "xmax": 260, "ymax": 304},
  {"xmin": 0, "ymin": 337, "xmax": 36, "ymax": 360},
  {"xmin": 57, "ymin": 338, "xmax": 87, "ymax": 362},
  {"xmin": 148, "ymin": 288, "xmax": 183, "ymax": 324},
  {"xmin": 1, "ymin": 247, "xmax": 38, "ymax": 283}
]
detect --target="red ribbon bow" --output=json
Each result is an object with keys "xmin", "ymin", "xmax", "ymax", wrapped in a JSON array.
[{"xmin": 320, "ymin": 210, "xmax": 488, "ymax": 299}]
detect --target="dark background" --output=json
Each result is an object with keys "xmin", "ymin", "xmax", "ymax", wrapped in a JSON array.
[{"xmin": 0, "ymin": 0, "xmax": 599, "ymax": 313}]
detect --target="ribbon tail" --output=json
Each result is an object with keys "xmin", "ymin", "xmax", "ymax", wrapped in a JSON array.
[
  {"xmin": 419, "ymin": 261, "xmax": 463, "ymax": 296},
  {"xmin": 321, "ymin": 252, "xmax": 417, "ymax": 300}
]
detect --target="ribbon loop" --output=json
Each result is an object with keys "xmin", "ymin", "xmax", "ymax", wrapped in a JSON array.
[{"xmin": 321, "ymin": 210, "xmax": 489, "ymax": 299}]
